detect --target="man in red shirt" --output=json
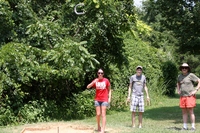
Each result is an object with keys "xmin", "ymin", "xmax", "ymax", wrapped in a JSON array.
[{"xmin": 87, "ymin": 69, "xmax": 112, "ymax": 133}]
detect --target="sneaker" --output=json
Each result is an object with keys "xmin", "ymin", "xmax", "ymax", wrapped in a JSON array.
[
  {"xmin": 182, "ymin": 127, "xmax": 188, "ymax": 130},
  {"xmin": 191, "ymin": 127, "xmax": 195, "ymax": 131},
  {"xmin": 139, "ymin": 125, "xmax": 142, "ymax": 128}
]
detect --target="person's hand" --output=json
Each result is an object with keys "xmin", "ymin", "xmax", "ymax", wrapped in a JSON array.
[
  {"xmin": 126, "ymin": 97, "xmax": 130, "ymax": 104},
  {"xmin": 92, "ymin": 78, "xmax": 98, "ymax": 85},
  {"xmin": 146, "ymin": 96, "xmax": 150, "ymax": 106},
  {"xmin": 177, "ymin": 90, "xmax": 181, "ymax": 95},
  {"xmin": 126, "ymin": 97, "xmax": 130, "ymax": 106},
  {"xmin": 190, "ymin": 90, "xmax": 197, "ymax": 96},
  {"xmin": 146, "ymin": 96, "xmax": 150, "ymax": 102},
  {"xmin": 127, "ymin": 97, "xmax": 130, "ymax": 102},
  {"xmin": 108, "ymin": 97, "xmax": 111, "ymax": 103}
]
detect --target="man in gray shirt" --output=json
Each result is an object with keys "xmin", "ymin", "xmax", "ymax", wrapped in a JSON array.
[{"xmin": 127, "ymin": 66, "xmax": 150, "ymax": 128}]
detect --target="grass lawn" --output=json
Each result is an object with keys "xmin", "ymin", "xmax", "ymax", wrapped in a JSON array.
[
  {"xmin": 81, "ymin": 93, "xmax": 200, "ymax": 133},
  {"xmin": 1, "ymin": 93, "xmax": 200, "ymax": 133}
]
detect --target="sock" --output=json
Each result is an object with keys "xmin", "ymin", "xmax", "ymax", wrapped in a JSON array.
[
  {"xmin": 192, "ymin": 123, "xmax": 195, "ymax": 128},
  {"xmin": 183, "ymin": 123, "xmax": 187, "ymax": 128}
]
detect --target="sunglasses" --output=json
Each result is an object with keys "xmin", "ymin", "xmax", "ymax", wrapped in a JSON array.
[
  {"xmin": 181, "ymin": 67, "xmax": 188, "ymax": 69},
  {"xmin": 98, "ymin": 72, "xmax": 104, "ymax": 75}
]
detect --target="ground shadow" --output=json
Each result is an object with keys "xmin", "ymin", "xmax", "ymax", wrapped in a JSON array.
[{"xmin": 144, "ymin": 94, "xmax": 200, "ymax": 124}]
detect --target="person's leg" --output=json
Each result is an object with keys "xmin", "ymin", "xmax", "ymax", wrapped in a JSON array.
[
  {"xmin": 132, "ymin": 112, "xmax": 136, "ymax": 127},
  {"xmin": 138, "ymin": 112, "xmax": 143, "ymax": 128},
  {"xmin": 96, "ymin": 106, "xmax": 101, "ymax": 131},
  {"xmin": 101, "ymin": 106, "xmax": 107, "ymax": 133},
  {"xmin": 95, "ymin": 101, "xmax": 101, "ymax": 131},
  {"xmin": 187, "ymin": 95, "xmax": 196, "ymax": 129},
  {"xmin": 130, "ymin": 95, "xmax": 137, "ymax": 127},
  {"xmin": 183, "ymin": 95, "xmax": 196, "ymax": 129},
  {"xmin": 188, "ymin": 108, "xmax": 195, "ymax": 129},
  {"xmin": 138, "ymin": 96, "xmax": 144, "ymax": 128},
  {"xmin": 182, "ymin": 108, "xmax": 188, "ymax": 129},
  {"xmin": 180, "ymin": 96, "xmax": 188, "ymax": 129}
]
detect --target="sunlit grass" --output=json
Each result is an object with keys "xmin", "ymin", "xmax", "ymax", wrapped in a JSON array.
[
  {"xmin": 81, "ymin": 93, "xmax": 200, "ymax": 133},
  {"xmin": 1, "ymin": 93, "xmax": 200, "ymax": 133}
]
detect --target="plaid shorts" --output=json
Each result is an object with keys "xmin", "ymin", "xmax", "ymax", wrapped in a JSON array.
[{"xmin": 130, "ymin": 95, "xmax": 144, "ymax": 112}]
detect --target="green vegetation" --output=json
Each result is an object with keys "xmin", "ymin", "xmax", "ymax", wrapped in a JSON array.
[
  {"xmin": 0, "ymin": 0, "xmax": 199, "ymax": 129},
  {"xmin": 142, "ymin": 0, "xmax": 200, "ymax": 76}
]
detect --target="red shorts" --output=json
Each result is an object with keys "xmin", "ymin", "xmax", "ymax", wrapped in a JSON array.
[{"xmin": 179, "ymin": 95, "xmax": 196, "ymax": 108}]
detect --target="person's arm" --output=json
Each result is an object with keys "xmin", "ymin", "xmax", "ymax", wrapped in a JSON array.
[
  {"xmin": 144, "ymin": 84, "xmax": 150, "ymax": 101},
  {"xmin": 195, "ymin": 79, "xmax": 200, "ymax": 91},
  {"xmin": 108, "ymin": 86, "xmax": 112, "ymax": 103},
  {"xmin": 127, "ymin": 83, "xmax": 132, "ymax": 102},
  {"xmin": 87, "ymin": 78, "xmax": 97, "ymax": 89},
  {"xmin": 177, "ymin": 82, "xmax": 181, "ymax": 95},
  {"xmin": 190, "ymin": 79, "xmax": 200, "ymax": 95}
]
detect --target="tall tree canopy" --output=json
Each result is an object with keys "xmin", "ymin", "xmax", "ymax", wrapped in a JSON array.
[
  {"xmin": 143, "ymin": 0, "xmax": 200, "ymax": 53},
  {"xmin": 143, "ymin": 0, "xmax": 200, "ymax": 76}
]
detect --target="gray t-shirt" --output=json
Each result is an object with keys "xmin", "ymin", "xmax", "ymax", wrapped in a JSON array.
[
  {"xmin": 177, "ymin": 73, "xmax": 199, "ymax": 96},
  {"xmin": 130, "ymin": 74, "xmax": 146, "ymax": 96}
]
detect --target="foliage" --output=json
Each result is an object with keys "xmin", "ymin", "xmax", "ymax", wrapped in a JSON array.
[
  {"xmin": 154, "ymin": 0, "xmax": 200, "ymax": 54},
  {"xmin": 67, "ymin": 90, "xmax": 95, "ymax": 119},
  {"xmin": 63, "ymin": 0, "xmax": 136, "ymax": 72},
  {"xmin": 0, "ymin": 108, "xmax": 16, "ymax": 126},
  {"xmin": 110, "ymin": 88, "xmax": 128, "ymax": 111},
  {"xmin": 161, "ymin": 61, "xmax": 178, "ymax": 96},
  {"xmin": 142, "ymin": 0, "xmax": 200, "ymax": 73},
  {"xmin": 0, "ymin": 0, "xmax": 181, "ymax": 126},
  {"xmin": 147, "ymin": 76, "xmax": 167, "ymax": 104},
  {"xmin": 0, "ymin": 42, "xmax": 98, "ymax": 125},
  {"xmin": 141, "ymin": 0, "xmax": 178, "ymax": 58},
  {"xmin": 8, "ymin": 0, "xmax": 65, "ymax": 48},
  {"xmin": 17, "ymin": 100, "xmax": 46, "ymax": 123},
  {"xmin": 0, "ymin": 0, "xmax": 15, "ymax": 45}
]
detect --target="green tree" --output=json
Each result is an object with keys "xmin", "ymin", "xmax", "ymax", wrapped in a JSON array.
[
  {"xmin": 63, "ymin": 0, "xmax": 136, "ymax": 71},
  {"xmin": 155, "ymin": 0, "xmax": 200, "ymax": 54},
  {"xmin": 143, "ymin": 0, "xmax": 200, "ymax": 75},
  {"xmin": 0, "ymin": 0, "xmax": 15, "ymax": 45}
]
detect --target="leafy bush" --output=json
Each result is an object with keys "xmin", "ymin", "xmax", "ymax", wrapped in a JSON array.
[
  {"xmin": 68, "ymin": 90, "xmax": 95, "ymax": 119},
  {"xmin": 42, "ymin": 90, "xmax": 95, "ymax": 120},
  {"xmin": 0, "ymin": 41, "xmax": 98, "ymax": 125},
  {"xmin": 110, "ymin": 88, "xmax": 128, "ymax": 111},
  {"xmin": 0, "ymin": 108, "xmax": 17, "ymax": 126},
  {"xmin": 0, "ymin": 0, "xmax": 15, "ymax": 44},
  {"xmin": 162, "ymin": 61, "xmax": 178, "ymax": 96},
  {"xmin": 17, "ymin": 100, "xmax": 46, "ymax": 123}
]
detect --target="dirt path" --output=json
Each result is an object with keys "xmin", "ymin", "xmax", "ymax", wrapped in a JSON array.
[{"xmin": 20, "ymin": 122, "xmax": 115, "ymax": 133}]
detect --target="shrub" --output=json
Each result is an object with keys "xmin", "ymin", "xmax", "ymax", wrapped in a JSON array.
[
  {"xmin": 162, "ymin": 61, "xmax": 178, "ymax": 96},
  {"xmin": 17, "ymin": 100, "xmax": 46, "ymax": 123},
  {"xmin": 69, "ymin": 90, "xmax": 95, "ymax": 119},
  {"xmin": 110, "ymin": 88, "xmax": 128, "ymax": 111},
  {"xmin": 0, "ymin": 41, "xmax": 98, "ymax": 125},
  {"xmin": 0, "ymin": 108, "xmax": 17, "ymax": 126}
]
